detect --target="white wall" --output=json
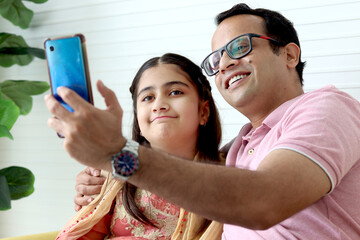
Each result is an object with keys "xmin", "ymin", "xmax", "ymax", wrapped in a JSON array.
[{"xmin": 0, "ymin": 0, "xmax": 359, "ymax": 237}]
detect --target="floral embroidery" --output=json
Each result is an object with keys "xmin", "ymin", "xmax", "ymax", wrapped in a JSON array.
[{"xmin": 110, "ymin": 188, "xmax": 180, "ymax": 239}]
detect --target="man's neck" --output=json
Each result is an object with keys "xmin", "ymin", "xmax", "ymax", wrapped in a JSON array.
[{"xmin": 247, "ymin": 86, "xmax": 304, "ymax": 129}]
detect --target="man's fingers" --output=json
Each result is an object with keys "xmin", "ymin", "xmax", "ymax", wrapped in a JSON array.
[
  {"xmin": 47, "ymin": 117, "xmax": 65, "ymax": 135},
  {"xmin": 57, "ymin": 87, "xmax": 92, "ymax": 113},
  {"xmin": 74, "ymin": 193, "xmax": 94, "ymax": 208},
  {"xmin": 75, "ymin": 183, "xmax": 103, "ymax": 196},
  {"xmin": 75, "ymin": 204, "xmax": 82, "ymax": 212},
  {"xmin": 85, "ymin": 167, "xmax": 101, "ymax": 177},
  {"xmin": 44, "ymin": 94, "xmax": 71, "ymax": 120},
  {"xmin": 97, "ymin": 80, "xmax": 122, "ymax": 117},
  {"xmin": 76, "ymin": 172, "xmax": 106, "ymax": 186},
  {"xmin": 74, "ymin": 167, "xmax": 104, "ymax": 210}
]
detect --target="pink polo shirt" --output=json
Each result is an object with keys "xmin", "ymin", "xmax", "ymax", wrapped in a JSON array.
[{"xmin": 223, "ymin": 85, "xmax": 360, "ymax": 239}]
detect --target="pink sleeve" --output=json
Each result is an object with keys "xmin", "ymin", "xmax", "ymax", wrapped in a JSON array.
[{"xmin": 273, "ymin": 88, "xmax": 360, "ymax": 191}]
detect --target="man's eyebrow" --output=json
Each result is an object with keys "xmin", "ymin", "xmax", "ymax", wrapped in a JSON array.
[{"xmin": 137, "ymin": 81, "xmax": 190, "ymax": 97}]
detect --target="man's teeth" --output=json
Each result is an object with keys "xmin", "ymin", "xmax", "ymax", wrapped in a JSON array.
[{"xmin": 229, "ymin": 74, "xmax": 248, "ymax": 86}]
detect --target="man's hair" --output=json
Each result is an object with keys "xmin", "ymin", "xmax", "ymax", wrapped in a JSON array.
[{"xmin": 216, "ymin": 3, "xmax": 306, "ymax": 85}]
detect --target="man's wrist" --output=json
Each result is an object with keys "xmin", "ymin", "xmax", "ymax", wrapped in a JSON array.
[
  {"xmin": 112, "ymin": 137, "xmax": 127, "ymax": 155},
  {"xmin": 102, "ymin": 159, "xmax": 113, "ymax": 173},
  {"xmin": 111, "ymin": 139, "xmax": 140, "ymax": 181},
  {"xmin": 100, "ymin": 137, "xmax": 127, "ymax": 172}
]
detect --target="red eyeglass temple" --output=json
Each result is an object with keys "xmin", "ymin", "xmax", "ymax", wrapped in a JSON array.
[{"xmin": 259, "ymin": 36, "xmax": 272, "ymax": 40}]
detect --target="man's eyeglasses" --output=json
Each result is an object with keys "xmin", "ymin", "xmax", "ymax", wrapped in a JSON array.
[{"xmin": 201, "ymin": 33, "xmax": 286, "ymax": 76}]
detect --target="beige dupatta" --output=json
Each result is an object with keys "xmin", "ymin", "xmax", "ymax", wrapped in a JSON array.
[
  {"xmin": 56, "ymin": 171, "xmax": 122, "ymax": 240},
  {"xmin": 171, "ymin": 209, "xmax": 223, "ymax": 240},
  {"xmin": 56, "ymin": 154, "xmax": 224, "ymax": 239}
]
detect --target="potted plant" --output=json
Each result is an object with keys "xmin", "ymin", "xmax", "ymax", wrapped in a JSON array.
[{"xmin": 0, "ymin": 0, "xmax": 49, "ymax": 210}]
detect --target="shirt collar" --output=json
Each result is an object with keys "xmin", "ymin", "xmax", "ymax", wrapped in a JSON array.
[{"xmin": 262, "ymin": 95, "xmax": 302, "ymax": 129}]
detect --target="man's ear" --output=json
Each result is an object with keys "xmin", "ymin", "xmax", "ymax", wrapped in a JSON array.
[
  {"xmin": 199, "ymin": 100, "xmax": 210, "ymax": 126},
  {"xmin": 284, "ymin": 43, "xmax": 300, "ymax": 69}
]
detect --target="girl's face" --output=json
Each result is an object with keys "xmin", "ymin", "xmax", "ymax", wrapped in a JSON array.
[{"xmin": 136, "ymin": 64, "xmax": 209, "ymax": 153}]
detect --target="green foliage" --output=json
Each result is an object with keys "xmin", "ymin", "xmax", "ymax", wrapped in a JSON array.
[
  {"xmin": 0, "ymin": 80, "xmax": 50, "ymax": 115},
  {"xmin": 0, "ymin": 0, "xmax": 48, "ymax": 210},
  {"xmin": 0, "ymin": 166, "xmax": 35, "ymax": 199},
  {"xmin": 0, "ymin": 167, "xmax": 35, "ymax": 210},
  {"xmin": 0, "ymin": 175, "xmax": 11, "ymax": 210},
  {"xmin": 0, "ymin": 90, "xmax": 20, "ymax": 139},
  {"xmin": 0, "ymin": 32, "xmax": 46, "ymax": 67},
  {"xmin": 0, "ymin": 0, "xmax": 48, "ymax": 29}
]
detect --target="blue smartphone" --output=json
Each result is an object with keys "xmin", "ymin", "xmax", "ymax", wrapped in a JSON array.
[{"xmin": 44, "ymin": 34, "xmax": 93, "ymax": 112}]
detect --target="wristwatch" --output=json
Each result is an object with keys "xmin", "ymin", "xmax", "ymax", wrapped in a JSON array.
[{"xmin": 111, "ymin": 139, "xmax": 139, "ymax": 181}]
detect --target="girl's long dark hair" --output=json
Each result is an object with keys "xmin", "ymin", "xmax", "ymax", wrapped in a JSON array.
[{"xmin": 124, "ymin": 53, "xmax": 222, "ymax": 232}]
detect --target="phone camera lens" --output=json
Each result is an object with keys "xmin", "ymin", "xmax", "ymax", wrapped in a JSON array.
[{"xmin": 50, "ymin": 46, "xmax": 54, "ymax": 51}]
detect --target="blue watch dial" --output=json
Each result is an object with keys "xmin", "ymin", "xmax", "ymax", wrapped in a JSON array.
[{"xmin": 114, "ymin": 151, "xmax": 138, "ymax": 176}]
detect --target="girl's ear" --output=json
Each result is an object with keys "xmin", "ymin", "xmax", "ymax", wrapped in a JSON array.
[{"xmin": 199, "ymin": 100, "xmax": 210, "ymax": 125}]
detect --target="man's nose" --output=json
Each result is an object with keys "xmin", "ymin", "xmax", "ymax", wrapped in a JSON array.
[{"xmin": 218, "ymin": 50, "xmax": 239, "ymax": 74}]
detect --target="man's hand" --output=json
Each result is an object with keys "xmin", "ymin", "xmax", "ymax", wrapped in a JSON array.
[
  {"xmin": 45, "ymin": 80, "xmax": 126, "ymax": 170},
  {"xmin": 74, "ymin": 167, "xmax": 106, "ymax": 211}
]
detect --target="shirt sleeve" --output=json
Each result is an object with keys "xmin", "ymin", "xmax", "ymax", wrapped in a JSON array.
[{"xmin": 272, "ymin": 88, "xmax": 360, "ymax": 192}]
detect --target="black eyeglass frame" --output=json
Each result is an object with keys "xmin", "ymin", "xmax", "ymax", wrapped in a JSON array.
[{"xmin": 201, "ymin": 33, "xmax": 286, "ymax": 76}]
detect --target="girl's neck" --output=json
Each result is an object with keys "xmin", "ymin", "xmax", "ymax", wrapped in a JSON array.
[{"xmin": 151, "ymin": 142, "xmax": 197, "ymax": 160}]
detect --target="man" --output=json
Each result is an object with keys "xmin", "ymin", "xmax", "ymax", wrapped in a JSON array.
[{"xmin": 45, "ymin": 3, "xmax": 360, "ymax": 239}]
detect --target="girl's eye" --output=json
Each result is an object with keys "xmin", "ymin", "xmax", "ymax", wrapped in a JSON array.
[
  {"xmin": 170, "ymin": 90, "xmax": 183, "ymax": 96},
  {"xmin": 142, "ymin": 95, "xmax": 154, "ymax": 102}
]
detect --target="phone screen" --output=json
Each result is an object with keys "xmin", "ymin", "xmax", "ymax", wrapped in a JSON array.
[{"xmin": 44, "ymin": 34, "xmax": 93, "ymax": 112}]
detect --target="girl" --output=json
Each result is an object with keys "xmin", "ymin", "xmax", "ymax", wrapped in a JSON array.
[{"xmin": 56, "ymin": 53, "xmax": 223, "ymax": 239}]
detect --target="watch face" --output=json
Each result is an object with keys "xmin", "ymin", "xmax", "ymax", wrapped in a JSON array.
[{"xmin": 114, "ymin": 150, "xmax": 139, "ymax": 177}]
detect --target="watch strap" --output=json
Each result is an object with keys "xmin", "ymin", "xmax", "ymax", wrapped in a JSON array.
[{"xmin": 111, "ymin": 139, "xmax": 139, "ymax": 181}]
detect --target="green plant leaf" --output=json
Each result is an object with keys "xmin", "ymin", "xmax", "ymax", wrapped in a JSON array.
[
  {"xmin": 0, "ymin": 32, "xmax": 33, "ymax": 67},
  {"xmin": 0, "ymin": 175, "xmax": 12, "ymax": 210},
  {"xmin": 0, "ymin": 90, "xmax": 17, "ymax": 139},
  {"xmin": 0, "ymin": 125, "xmax": 13, "ymax": 139},
  {"xmin": 0, "ymin": 92, "xmax": 20, "ymax": 130},
  {"xmin": 0, "ymin": 80, "xmax": 49, "ymax": 95},
  {"xmin": 0, "ymin": 80, "xmax": 49, "ymax": 115},
  {"xmin": 0, "ymin": 47, "xmax": 45, "ymax": 59},
  {"xmin": 0, "ymin": 0, "xmax": 34, "ymax": 29},
  {"xmin": 24, "ymin": 0, "xmax": 48, "ymax": 3},
  {"xmin": 0, "ymin": 166, "xmax": 35, "ymax": 200}
]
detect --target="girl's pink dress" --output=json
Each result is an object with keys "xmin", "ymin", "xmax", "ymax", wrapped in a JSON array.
[
  {"xmin": 109, "ymin": 188, "xmax": 180, "ymax": 239},
  {"xmin": 78, "ymin": 187, "xmax": 180, "ymax": 239}
]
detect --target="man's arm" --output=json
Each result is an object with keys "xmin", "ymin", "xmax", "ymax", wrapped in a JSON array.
[
  {"xmin": 127, "ymin": 146, "xmax": 330, "ymax": 229},
  {"xmin": 45, "ymin": 81, "xmax": 331, "ymax": 230}
]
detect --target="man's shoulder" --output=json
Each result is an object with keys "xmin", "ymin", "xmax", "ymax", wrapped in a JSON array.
[
  {"xmin": 303, "ymin": 85, "xmax": 357, "ymax": 101},
  {"xmin": 294, "ymin": 85, "xmax": 359, "ymax": 109}
]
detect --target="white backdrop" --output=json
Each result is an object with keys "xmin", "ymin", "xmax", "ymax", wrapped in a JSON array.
[{"xmin": 0, "ymin": 0, "xmax": 359, "ymax": 237}]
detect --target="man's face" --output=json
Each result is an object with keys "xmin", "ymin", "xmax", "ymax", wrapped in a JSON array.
[{"xmin": 211, "ymin": 14, "xmax": 288, "ymax": 116}]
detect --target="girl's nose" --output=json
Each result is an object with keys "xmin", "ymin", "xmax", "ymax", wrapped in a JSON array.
[{"xmin": 152, "ymin": 98, "xmax": 169, "ymax": 112}]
